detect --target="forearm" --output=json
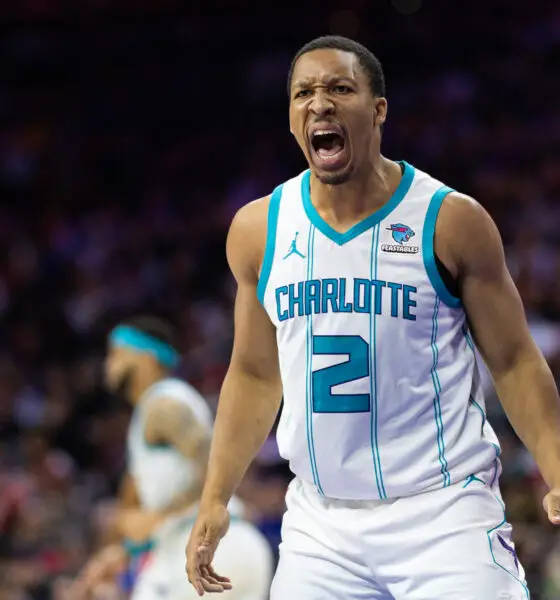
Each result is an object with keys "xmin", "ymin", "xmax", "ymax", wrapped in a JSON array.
[
  {"xmin": 100, "ymin": 498, "xmax": 139, "ymax": 546},
  {"xmin": 495, "ymin": 353, "xmax": 560, "ymax": 488},
  {"xmin": 115, "ymin": 475, "xmax": 204, "ymax": 540},
  {"xmin": 201, "ymin": 367, "xmax": 282, "ymax": 506}
]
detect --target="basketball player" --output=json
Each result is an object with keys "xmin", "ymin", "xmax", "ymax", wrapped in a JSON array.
[
  {"xmin": 186, "ymin": 36, "xmax": 560, "ymax": 599},
  {"xmin": 72, "ymin": 316, "xmax": 273, "ymax": 600}
]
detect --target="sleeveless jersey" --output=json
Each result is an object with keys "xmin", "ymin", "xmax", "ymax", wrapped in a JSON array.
[
  {"xmin": 258, "ymin": 161, "xmax": 501, "ymax": 500},
  {"xmin": 127, "ymin": 378, "xmax": 213, "ymax": 511}
]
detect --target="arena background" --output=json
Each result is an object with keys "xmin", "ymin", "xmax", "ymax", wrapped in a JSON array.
[{"xmin": 1, "ymin": 0, "xmax": 559, "ymax": 597}]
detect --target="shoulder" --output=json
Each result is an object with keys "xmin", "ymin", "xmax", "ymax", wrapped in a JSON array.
[
  {"xmin": 435, "ymin": 190, "xmax": 504, "ymax": 278},
  {"xmin": 226, "ymin": 195, "xmax": 272, "ymax": 283},
  {"xmin": 148, "ymin": 377, "xmax": 204, "ymax": 401},
  {"xmin": 437, "ymin": 190, "xmax": 489, "ymax": 226},
  {"xmin": 144, "ymin": 379, "xmax": 212, "ymax": 429},
  {"xmin": 145, "ymin": 378, "xmax": 203, "ymax": 409}
]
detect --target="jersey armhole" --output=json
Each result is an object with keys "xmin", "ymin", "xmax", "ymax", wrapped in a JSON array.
[
  {"xmin": 256, "ymin": 184, "xmax": 284, "ymax": 306},
  {"xmin": 422, "ymin": 185, "xmax": 462, "ymax": 308}
]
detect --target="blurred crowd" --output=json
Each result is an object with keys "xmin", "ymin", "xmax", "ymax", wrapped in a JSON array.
[{"xmin": 1, "ymin": 1, "xmax": 560, "ymax": 598}]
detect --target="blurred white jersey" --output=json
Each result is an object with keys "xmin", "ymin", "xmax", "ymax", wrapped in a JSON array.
[
  {"xmin": 133, "ymin": 509, "xmax": 274, "ymax": 600},
  {"xmin": 258, "ymin": 162, "xmax": 501, "ymax": 500},
  {"xmin": 127, "ymin": 379, "xmax": 273, "ymax": 600},
  {"xmin": 127, "ymin": 377, "xmax": 213, "ymax": 511}
]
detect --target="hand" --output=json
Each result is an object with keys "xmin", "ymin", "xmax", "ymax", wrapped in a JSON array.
[
  {"xmin": 70, "ymin": 544, "xmax": 127, "ymax": 598},
  {"xmin": 543, "ymin": 488, "xmax": 560, "ymax": 525},
  {"xmin": 186, "ymin": 502, "xmax": 232, "ymax": 596}
]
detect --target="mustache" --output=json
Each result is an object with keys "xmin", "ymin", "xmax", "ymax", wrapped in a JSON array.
[{"xmin": 107, "ymin": 368, "xmax": 134, "ymax": 403}]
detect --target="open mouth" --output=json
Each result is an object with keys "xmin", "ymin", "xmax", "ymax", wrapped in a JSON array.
[{"xmin": 310, "ymin": 128, "xmax": 347, "ymax": 170}]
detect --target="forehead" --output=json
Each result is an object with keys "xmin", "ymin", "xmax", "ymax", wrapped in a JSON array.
[
  {"xmin": 108, "ymin": 342, "xmax": 134, "ymax": 358},
  {"xmin": 291, "ymin": 48, "xmax": 365, "ymax": 87}
]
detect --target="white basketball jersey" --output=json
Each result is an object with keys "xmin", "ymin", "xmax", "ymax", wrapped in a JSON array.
[
  {"xmin": 258, "ymin": 161, "xmax": 500, "ymax": 500},
  {"xmin": 127, "ymin": 378, "xmax": 213, "ymax": 511}
]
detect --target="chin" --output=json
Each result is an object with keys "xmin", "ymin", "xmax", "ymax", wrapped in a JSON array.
[{"xmin": 315, "ymin": 163, "xmax": 354, "ymax": 186}]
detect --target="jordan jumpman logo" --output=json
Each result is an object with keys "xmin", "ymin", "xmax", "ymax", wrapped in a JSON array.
[{"xmin": 283, "ymin": 232, "xmax": 306, "ymax": 260}]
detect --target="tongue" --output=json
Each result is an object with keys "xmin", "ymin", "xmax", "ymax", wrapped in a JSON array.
[{"xmin": 317, "ymin": 139, "xmax": 343, "ymax": 158}]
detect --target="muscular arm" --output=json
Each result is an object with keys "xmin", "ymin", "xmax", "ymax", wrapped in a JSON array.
[
  {"xmin": 110, "ymin": 398, "xmax": 212, "ymax": 543},
  {"xmin": 143, "ymin": 396, "xmax": 211, "ymax": 514},
  {"xmin": 200, "ymin": 197, "xmax": 283, "ymax": 507},
  {"xmin": 437, "ymin": 194, "xmax": 560, "ymax": 493}
]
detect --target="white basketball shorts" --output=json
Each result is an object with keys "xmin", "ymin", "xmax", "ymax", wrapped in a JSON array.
[{"xmin": 271, "ymin": 461, "xmax": 529, "ymax": 599}]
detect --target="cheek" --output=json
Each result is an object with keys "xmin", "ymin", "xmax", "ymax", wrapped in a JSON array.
[
  {"xmin": 106, "ymin": 357, "xmax": 126, "ymax": 382},
  {"xmin": 293, "ymin": 132, "xmax": 310, "ymax": 159},
  {"xmin": 352, "ymin": 114, "xmax": 375, "ymax": 149},
  {"xmin": 289, "ymin": 111, "xmax": 307, "ymax": 147}
]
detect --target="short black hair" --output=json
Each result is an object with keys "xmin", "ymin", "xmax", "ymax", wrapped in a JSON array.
[
  {"xmin": 120, "ymin": 315, "xmax": 179, "ymax": 353},
  {"xmin": 287, "ymin": 35, "xmax": 386, "ymax": 99}
]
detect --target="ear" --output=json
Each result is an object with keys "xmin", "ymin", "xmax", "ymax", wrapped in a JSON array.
[{"xmin": 374, "ymin": 97, "xmax": 388, "ymax": 127}]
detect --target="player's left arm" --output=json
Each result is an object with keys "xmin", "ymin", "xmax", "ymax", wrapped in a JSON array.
[
  {"xmin": 117, "ymin": 397, "xmax": 212, "ymax": 541},
  {"xmin": 143, "ymin": 396, "xmax": 211, "ymax": 514},
  {"xmin": 437, "ymin": 192, "xmax": 560, "ymax": 524}
]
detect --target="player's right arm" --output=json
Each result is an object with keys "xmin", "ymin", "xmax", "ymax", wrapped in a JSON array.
[
  {"xmin": 70, "ymin": 474, "xmax": 138, "ymax": 597},
  {"xmin": 186, "ymin": 196, "xmax": 283, "ymax": 596}
]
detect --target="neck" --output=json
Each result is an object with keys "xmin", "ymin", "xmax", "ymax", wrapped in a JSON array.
[
  {"xmin": 310, "ymin": 155, "xmax": 402, "ymax": 229},
  {"xmin": 129, "ymin": 365, "xmax": 168, "ymax": 405}
]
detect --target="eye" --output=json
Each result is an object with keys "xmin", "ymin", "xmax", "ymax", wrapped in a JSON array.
[
  {"xmin": 333, "ymin": 85, "xmax": 352, "ymax": 94},
  {"xmin": 294, "ymin": 89, "xmax": 312, "ymax": 99}
]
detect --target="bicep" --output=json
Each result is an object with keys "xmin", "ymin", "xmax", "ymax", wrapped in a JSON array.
[
  {"xmin": 144, "ymin": 398, "xmax": 211, "ymax": 460},
  {"xmin": 226, "ymin": 199, "xmax": 281, "ymax": 384},
  {"xmin": 457, "ymin": 200, "xmax": 537, "ymax": 377},
  {"xmin": 229, "ymin": 280, "xmax": 280, "ymax": 381}
]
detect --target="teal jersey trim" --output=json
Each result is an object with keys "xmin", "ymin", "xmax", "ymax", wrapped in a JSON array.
[
  {"xmin": 487, "ymin": 494, "xmax": 531, "ymax": 598},
  {"xmin": 123, "ymin": 537, "xmax": 155, "ymax": 557},
  {"xmin": 422, "ymin": 185, "xmax": 461, "ymax": 308},
  {"xmin": 305, "ymin": 225, "xmax": 323, "ymax": 495},
  {"xmin": 465, "ymin": 328, "xmax": 502, "ymax": 459},
  {"xmin": 301, "ymin": 161, "xmax": 415, "ymax": 246},
  {"xmin": 463, "ymin": 323, "xmax": 475, "ymax": 352},
  {"xmin": 369, "ymin": 224, "xmax": 386, "ymax": 499},
  {"xmin": 430, "ymin": 296, "xmax": 451, "ymax": 487},
  {"xmin": 144, "ymin": 441, "xmax": 172, "ymax": 450},
  {"xmin": 257, "ymin": 184, "xmax": 284, "ymax": 305},
  {"xmin": 455, "ymin": 474, "xmax": 530, "ymax": 597},
  {"xmin": 469, "ymin": 395, "xmax": 501, "ymax": 458}
]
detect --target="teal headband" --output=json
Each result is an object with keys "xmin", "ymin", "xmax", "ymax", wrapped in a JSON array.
[{"xmin": 110, "ymin": 325, "xmax": 180, "ymax": 369}]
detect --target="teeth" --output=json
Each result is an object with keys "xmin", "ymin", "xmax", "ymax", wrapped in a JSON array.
[{"xmin": 314, "ymin": 130, "xmax": 337, "ymax": 137}]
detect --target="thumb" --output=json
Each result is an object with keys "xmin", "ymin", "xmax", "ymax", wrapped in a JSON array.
[
  {"xmin": 544, "ymin": 492, "xmax": 560, "ymax": 525},
  {"xmin": 196, "ymin": 525, "xmax": 221, "ymax": 563}
]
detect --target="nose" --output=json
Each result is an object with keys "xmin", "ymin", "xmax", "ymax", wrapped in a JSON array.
[{"xmin": 309, "ymin": 90, "xmax": 335, "ymax": 117}]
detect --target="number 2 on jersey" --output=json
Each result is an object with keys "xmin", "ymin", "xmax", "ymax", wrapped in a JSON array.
[{"xmin": 312, "ymin": 335, "xmax": 371, "ymax": 413}]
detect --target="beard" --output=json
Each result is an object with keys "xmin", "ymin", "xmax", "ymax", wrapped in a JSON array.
[
  {"xmin": 316, "ymin": 163, "xmax": 354, "ymax": 185},
  {"xmin": 107, "ymin": 367, "xmax": 134, "ymax": 402}
]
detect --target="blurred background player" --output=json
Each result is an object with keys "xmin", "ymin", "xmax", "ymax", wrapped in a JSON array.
[{"xmin": 71, "ymin": 316, "xmax": 273, "ymax": 599}]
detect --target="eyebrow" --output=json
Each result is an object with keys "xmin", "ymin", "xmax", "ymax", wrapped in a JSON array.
[{"xmin": 292, "ymin": 75, "xmax": 356, "ymax": 89}]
